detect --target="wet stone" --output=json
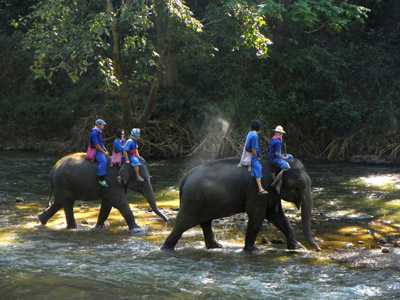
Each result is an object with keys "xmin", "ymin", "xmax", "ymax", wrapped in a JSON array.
[
  {"xmin": 382, "ymin": 247, "xmax": 390, "ymax": 253},
  {"xmin": 270, "ymin": 239, "xmax": 284, "ymax": 244},
  {"xmin": 16, "ymin": 197, "xmax": 25, "ymax": 203}
]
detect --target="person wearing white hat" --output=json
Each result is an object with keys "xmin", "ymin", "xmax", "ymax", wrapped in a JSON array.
[
  {"xmin": 268, "ymin": 125, "xmax": 293, "ymax": 170},
  {"xmin": 89, "ymin": 119, "xmax": 110, "ymax": 187}
]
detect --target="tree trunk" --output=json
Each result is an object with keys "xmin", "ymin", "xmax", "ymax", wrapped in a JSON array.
[
  {"xmin": 137, "ymin": 65, "xmax": 163, "ymax": 128},
  {"xmin": 154, "ymin": 0, "xmax": 178, "ymax": 88},
  {"xmin": 136, "ymin": 0, "xmax": 170, "ymax": 127},
  {"xmin": 112, "ymin": 23, "xmax": 132, "ymax": 128}
]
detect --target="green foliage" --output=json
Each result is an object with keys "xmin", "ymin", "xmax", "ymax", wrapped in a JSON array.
[{"xmin": 0, "ymin": 0, "xmax": 398, "ymax": 161}]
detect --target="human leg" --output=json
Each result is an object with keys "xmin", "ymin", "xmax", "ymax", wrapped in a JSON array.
[
  {"xmin": 95, "ymin": 152, "xmax": 108, "ymax": 187},
  {"xmin": 273, "ymin": 158, "xmax": 291, "ymax": 170},
  {"xmin": 130, "ymin": 157, "xmax": 144, "ymax": 182},
  {"xmin": 252, "ymin": 160, "xmax": 268, "ymax": 194}
]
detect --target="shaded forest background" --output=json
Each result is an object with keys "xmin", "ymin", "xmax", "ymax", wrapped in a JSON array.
[{"xmin": 0, "ymin": 0, "xmax": 399, "ymax": 162}]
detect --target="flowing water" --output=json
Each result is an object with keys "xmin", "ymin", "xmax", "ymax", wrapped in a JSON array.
[{"xmin": 1, "ymin": 151, "xmax": 400, "ymax": 300}]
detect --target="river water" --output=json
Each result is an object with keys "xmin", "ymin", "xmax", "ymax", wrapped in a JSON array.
[{"xmin": 0, "ymin": 151, "xmax": 400, "ymax": 299}]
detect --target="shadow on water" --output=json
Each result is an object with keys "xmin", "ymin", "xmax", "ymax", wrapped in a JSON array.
[{"xmin": 1, "ymin": 151, "xmax": 400, "ymax": 299}]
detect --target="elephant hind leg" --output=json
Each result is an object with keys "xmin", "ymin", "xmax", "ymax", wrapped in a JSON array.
[
  {"xmin": 200, "ymin": 220, "xmax": 222, "ymax": 249},
  {"xmin": 61, "ymin": 197, "xmax": 78, "ymax": 229},
  {"xmin": 161, "ymin": 220, "xmax": 198, "ymax": 251},
  {"xmin": 38, "ymin": 199, "xmax": 63, "ymax": 225},
  {"xmin": 95, "ymin": 198, "xmax": 112, "ymax": 229}
]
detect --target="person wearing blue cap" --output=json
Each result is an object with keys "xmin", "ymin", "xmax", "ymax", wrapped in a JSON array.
[
  {"xmin": 89, "ymin": 119, "xmax": 110, "ymax": 187},
  {"xmin": 123, "ymin": 128, "xmax": 144, "ymax": 182}
]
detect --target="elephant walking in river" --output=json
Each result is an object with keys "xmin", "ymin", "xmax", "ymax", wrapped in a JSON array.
[
  {"xmin": 162, "ymin": 157, "xmax": 320, "ymax": 251},
  {"xmin": 39, "ymin": 153, "xmax": 167, "ymax": 230}
]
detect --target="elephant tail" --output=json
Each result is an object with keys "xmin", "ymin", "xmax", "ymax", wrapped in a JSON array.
[{"xmin": 45, "ymin": 169, "xmax": 55, "ymax": 208}]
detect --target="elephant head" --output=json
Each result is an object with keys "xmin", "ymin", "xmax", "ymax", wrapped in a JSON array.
[
  {"xmin": 119, "ymin": 163, "xmax": 168, "ymax": 222},
  {"xmin": 273, "ymin": 159, "xmax": 321, "ymax": 251}
]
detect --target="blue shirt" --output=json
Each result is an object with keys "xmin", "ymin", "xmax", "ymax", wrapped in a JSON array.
[
  {"xmin": 113, "ymin": 138, "xmax": 126, "ymax": 153},
  {"xmin": 124, "ymin": 140, "xmax": 138, "ymax": 159},
  {"xmin": 89, "ymin": 129, "xmax": 104, "ymax": 149},
  {"xmin": 245, "ymin": 131, "xmax": 262, "ymax": 163},
  {"xmin": 269, "ymin": 138, "xmax": 282, "ymax": 163}
]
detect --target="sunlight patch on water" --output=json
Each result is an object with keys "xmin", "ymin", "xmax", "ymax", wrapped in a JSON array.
[
  {"xmin": 352, "ymin": 175, "xmax": 400, "ymax": 191},
  {"xmin": 353, "ymin": 284, "xmax": 382, "ymax": 297},
  {"xmin": 327, "ymin": 209, "xmax": 374, "ymax": 220},
  {"xmin": 0, "ymin": 231, "xmax": 17, "ymax": 245}
]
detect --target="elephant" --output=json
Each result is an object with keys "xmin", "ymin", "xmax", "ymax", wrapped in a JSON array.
[
  {"xmin": 162, "ymin": 157, "xmax": 321, "ymax": 252},
  {"xmin": 38, "ymin": 153, "xmax": 168, "ymax": 231}
]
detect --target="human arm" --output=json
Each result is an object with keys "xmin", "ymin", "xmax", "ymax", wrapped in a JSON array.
[
  {"xmin": 94, "ymin": 144, "xmax": 109, "ymax": 156},
  {"xmin": 249, "ymin": 134, "xmax": 262, "ymax": 159},
  {"xmin": 90, "ymin": 132, "xmax": 109, "ymax": 156},
  {"xmin": 123, "ymin": 141, "xmax": 132, "ymax": 164},
  {"xmin": 123, "ymin": 150, "xmax": 130, "ymax": 164},
  {"xmin": 252, "ymin": 148, "xmax": 261, "ymax": 160},
  {"xmin": 273, "ymin": 141, "xmax": 288, "ymax": 159},
  {"xmin": 114, "ymin": 139, "xmax": 124, "ymax": 153}
]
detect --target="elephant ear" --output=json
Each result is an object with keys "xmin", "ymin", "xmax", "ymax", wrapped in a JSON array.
[
  {"xmin": 119, "ymin": 164, "xmax": 131, "ymax": 185},
  {"xmin": 272, "ymin": 169, "xmax": 286, "ymax": 194}
]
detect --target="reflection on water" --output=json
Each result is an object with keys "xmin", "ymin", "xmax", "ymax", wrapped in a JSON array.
[{"xmin": 1, "ymin": 151, "xmax": 400, "ymax": 299}]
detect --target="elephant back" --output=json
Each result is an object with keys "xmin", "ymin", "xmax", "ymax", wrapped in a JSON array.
[{"xmin": 52, "ymin": 152, "xmax": 115, "ymax": 187}]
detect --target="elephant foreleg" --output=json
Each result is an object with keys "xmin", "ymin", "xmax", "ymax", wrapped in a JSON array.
[
  {"xmin": 265, "ymin": 206, "xmax": 300, "ymax": 250},
  {"xmin": 95, "ymin": 198, "xmax": 112, "ymax": 229},
  {"xmin": 38, "ymin": 200, "xmax": 63, "ymax": 225},
  {"xmin": 244, "ymin": 213, "xmax": 265, "ymax": 252},
  {"xmin": 112, "ymin": 198, "xmax": 140, "ymax": 230},
  {"xmin": 200, "ymin": 220, "xmax": 222, "ymax": 249}
]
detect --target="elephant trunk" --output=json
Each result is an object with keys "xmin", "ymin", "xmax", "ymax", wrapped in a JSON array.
[
  {"xmin": 144, "ymin": 185, "xmax": 168, "ymax": 222},
  {"xmin": 301, "ymin": 191, "xmax": 321, "ymax": 251}
]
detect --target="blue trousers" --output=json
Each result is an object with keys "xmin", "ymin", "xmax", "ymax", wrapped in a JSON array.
[
  {"xmin": 129, "ymin": 156, "xmax": 141, "ymax": 167},
  {"xmin": 251, "ymin": 159, "xmax": 263, "ymax": 179},
  {"xmin": 271, "ymin": 154, "xmax": 293, "ymax": 170},
  {"xmin": 95, "ymin": 152, "xmax": 107, "ymax": 176}
]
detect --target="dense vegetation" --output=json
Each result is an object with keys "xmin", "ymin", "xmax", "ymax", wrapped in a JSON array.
[{"xmin": 0, "ymin": 0, "xmax": 399, "ymax": 161}]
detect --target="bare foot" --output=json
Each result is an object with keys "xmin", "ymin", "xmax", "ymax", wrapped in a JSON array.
[{"xmin": 137, "ymin": 176, "xmax": 144, "ymax": 182}]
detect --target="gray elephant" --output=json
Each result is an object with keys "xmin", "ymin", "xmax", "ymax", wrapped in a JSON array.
[
  {"xmin": 162, "ymin": 157, "xmax": 320, "ymax": 251},
  {"xmin": 39, "ymin": 153, "xmax": 168, "ymax": 230}
]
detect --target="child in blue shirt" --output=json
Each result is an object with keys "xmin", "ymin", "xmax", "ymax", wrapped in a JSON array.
[
  {"xmin": 123, "ymin": 128, "xmax": 144, "ymax": 182},
  {"xmin": 110, "ymin": 129, "xmax": 126, "ymax": 167}
]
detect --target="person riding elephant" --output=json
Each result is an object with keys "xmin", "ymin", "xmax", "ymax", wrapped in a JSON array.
[
  {"xmin": 88, "ymin": 119, "xmax": 110, "ymax": 187},
  {"xmin": 110, "ymin": 129, "xmax": 126, "ymax": 167},
  {"xmin": 239, "ymin": 120, "xmax": 268, "ymax": 195},
  {"xmin": 268, "ymin": 125, "xmax": 293, "ymax": 171},
  {"xmin": 123, "ymin": 128, "xmax": 144, "ymax": 182}
]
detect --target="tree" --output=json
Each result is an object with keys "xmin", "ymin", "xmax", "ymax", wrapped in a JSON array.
[
  {"xmin": 22, "ymin": 0, "xmax": 276, "ymax": 129},
  {"xmin": 23, "ymin": 0, "xmax": 203, "ymax": 128}
]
